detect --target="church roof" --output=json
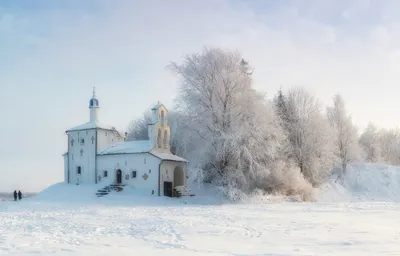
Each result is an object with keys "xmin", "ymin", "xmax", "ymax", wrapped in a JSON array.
[
  {"xmin": 98, "ymin": 140, "xmax": 152, "ymax": 155},
  {"xmin": 151, "ymin": 102, "xmax": 167, "ymax": 111},
  {"xmin": 66, "ymin": 121, "xmax": 114, "ymax": 132},
  {"xmin": 97, "ymin": 140, "xmax": 187, "ymax": 162},
  {"xmin": 149, "ymin": 150, "xmax": 187, "ymax": 162}
]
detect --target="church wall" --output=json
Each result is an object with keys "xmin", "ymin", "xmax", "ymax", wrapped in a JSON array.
[
  {"xmin": 67, "ymin": 129, "xmax": 97, "ymax": 184},
  {"xmin": 97, "ymin": 129, "xmax": 122, "ymax": 152},
  {"xmin": 96, "ymin": 153, "xmax": 160, "ymax": 196},
  {"xmin": 159, "ymin": 161, "xmax": 187, "ymax": 196},
  {"xmin": 63, "ymin": 153, "xmax": 68, "ymax": 183}
]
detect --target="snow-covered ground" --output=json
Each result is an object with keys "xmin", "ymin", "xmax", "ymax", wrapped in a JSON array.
[
  {"xmin": 318, "ymin": 163, "xmax": 400, "ymax": 202},
  {"xmin": 0, "ymin": 163, "xmax": 399, "ymax": 255}
]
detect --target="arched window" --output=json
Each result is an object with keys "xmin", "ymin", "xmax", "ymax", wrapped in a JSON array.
[
  {"xmin": 161, "ymin": 110, "xmax": 165, "ymax": 126},
  {"xmin": 163, "ymin": 130, "xmax": 168, "ymax": 148},
  {"xmin": 157, "ymin": 129, "xmax": 162, "ymax": 148}
]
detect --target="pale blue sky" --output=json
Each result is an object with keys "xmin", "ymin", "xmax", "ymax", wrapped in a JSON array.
[{"xmin": 1, "ymin": 0, "xmax": 400, "ymax": 192}]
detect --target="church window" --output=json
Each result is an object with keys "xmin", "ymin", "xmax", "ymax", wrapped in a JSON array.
[
  {"xmin": 80, "ymin": 138, "xmax": 85, "ymax": 144},
  {"xmin": 163, "ymin": 130, "xmax": 168, "ymax": 148},
  {"xmin": 152, "ymin": 190, "xmax": 154, "ymax": 195},
  {"xmin": 80, "ymin": 148, "xmax": 84, "ymax": 156},
  {"xmin": 149, "ymin": 169, "xmax": 151, "ymax": 174},
  {"xmin": 71, "ymin": 139, "xmax": 74, "ymax": 146},
  {"xmin": 91, "ymin": 136, "xmax": 94, "ymax": 144},
  {"xmin": 132, "ymin": 170, "xmax": 137, "ymax": 178},
  {"xmin": 104, "ymin": 171, "xmax": 108, "ymax": 177},
  {"xmin": 77, "ymin": 166, "xmax": 81, "ymax": 175}
]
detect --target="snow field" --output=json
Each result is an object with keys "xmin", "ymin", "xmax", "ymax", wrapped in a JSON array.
[
  {"xmin": 1, "ymin": 163, "xmax": 400, "ymax": 255},
  {"xmin": 1, "ymin": 200, "xmax": 399, "ymax": 255}
]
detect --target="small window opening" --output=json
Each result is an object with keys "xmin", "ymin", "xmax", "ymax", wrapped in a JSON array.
[
  {"xmin": 104, "ymin": 170, "xmax": 108, "ymax": 177},
  {"xmin": 77, "ymin": 166, "xmax": 81, "ymax": 175}
]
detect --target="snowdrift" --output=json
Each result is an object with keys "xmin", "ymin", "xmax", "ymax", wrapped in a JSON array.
[
  {"xmin": 31, "ymin": 181, "xmax": 227, "ymax": 206},
  {"xmin": 318, "ymin": 163, "xmax": 400, "ymax": 202}
]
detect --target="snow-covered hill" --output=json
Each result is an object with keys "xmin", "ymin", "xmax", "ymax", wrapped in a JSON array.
[
  {"xmin": 318, "ymin": 163, "xmax": 400, "ymax": 202},
  {"xmin": 30, "ymin": 180, "xmax": 229, "ymax": 206}
]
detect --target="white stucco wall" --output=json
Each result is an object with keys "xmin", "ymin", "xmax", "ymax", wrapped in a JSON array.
[
  {"xmin": 96, "ymin": 153, "xmax": 160, "ymax": 196},
  {"xmin": 97, "ymin": 129, "xmax": 123, "ymax": 152},
  {"xmin": 67, "ymin": 129, "xmax": 97, "ymax": 184},
  {"xmin": 63, "ymin": 153, "xmax": 68, "ymax": 183}
]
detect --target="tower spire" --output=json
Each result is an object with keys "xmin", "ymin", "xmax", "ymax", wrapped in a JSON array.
[{"xmin": 93, "ymin": 86, "xmax": 96, "ymax": 98}]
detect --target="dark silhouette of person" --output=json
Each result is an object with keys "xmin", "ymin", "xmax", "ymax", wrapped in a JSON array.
[
  {"xmin": 13, "ymin": 190, "xmax": 17, "ymax": 201},
  {"xmin": 18, "ymin": 191, "xmax": 22, "ymax": 200}
]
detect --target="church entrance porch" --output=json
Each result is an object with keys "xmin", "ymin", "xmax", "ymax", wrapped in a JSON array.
[
  {"xmin": 172, "ymin": 166, "xmax": 186, "ymax": 197},
  {"xmin": 116, "ymin": 169, "xmax": 122, "ymax": 184},
  {"xmin": 173, "ymin": 166, "xmax": 184, "ymax": 187},
  {"xmin": 159, "ymin": 161, "xmax": 189, "ymax": 197}
]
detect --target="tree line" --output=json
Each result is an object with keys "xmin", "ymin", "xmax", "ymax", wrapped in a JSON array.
[{"xmin": 127, "ymin": 47, "xmax": 398, "ymax": 201}]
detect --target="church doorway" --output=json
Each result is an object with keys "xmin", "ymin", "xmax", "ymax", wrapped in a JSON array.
[
  {"xmin": 173, "ymin": 166, "xmax": 184, "ymax": 187},
  {"xmin": 116, "ymin": 169, "xmax": 122, "ymax": 184},
  {"xmin": 164, "ymin": 181, "xmax": 173, "ymax": 197}
]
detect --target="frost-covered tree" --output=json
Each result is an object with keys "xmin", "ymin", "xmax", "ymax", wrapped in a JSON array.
[
  {"xmin": 376, "ymin": 128, "xmax": 400, "ymax": 165},
  {"xmin": 326, "ymin": 94, "xmax": 360, "ymax": 180},
  {"xmin": 274, "ymin": 88, "xmax": 293, "ymax": 128},
  {"xmin": 168, "ymin": 48, "xmax": 287, "ymax": 199},
  {"xmin": 278, "ymin": 87, "xmax": 337, "ymax": 186},
  {"xmin": 126, "ymin": 110, "xmax": 152, "ymax": 140},
  {"xmin": 359, "ymin": 123, "xmax": 381, "ymax": 163}
]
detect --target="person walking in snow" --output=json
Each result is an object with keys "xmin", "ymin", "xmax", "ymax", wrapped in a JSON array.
[
  {"xmin": 18, "ymin": 191, "xmax": 22, "ymax": 200},
  {"xmin": 13, "ymin": 190, "xmax": 17, "ymax": 201}
]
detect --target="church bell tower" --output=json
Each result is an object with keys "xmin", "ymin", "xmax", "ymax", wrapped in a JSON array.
[{"xmin": 148, "ymin": 102, "xmax": 171, "ymax": 152}]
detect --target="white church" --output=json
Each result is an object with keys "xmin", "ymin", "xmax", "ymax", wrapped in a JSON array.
[{"xmin": 63, "ymin": 89, "xmax": 188, "ymax": 197}]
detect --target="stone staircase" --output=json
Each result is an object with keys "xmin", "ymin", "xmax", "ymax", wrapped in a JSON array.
[{"xmin": 96, "ymin": 184, "xmax": 126, "ymax": 197}]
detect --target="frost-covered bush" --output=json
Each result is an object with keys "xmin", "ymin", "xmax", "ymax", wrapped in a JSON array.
[{"xmin": 261, "ymin": 161, "xmax": 314, "ymax": 201}]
